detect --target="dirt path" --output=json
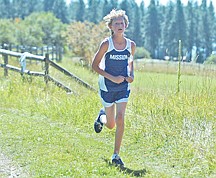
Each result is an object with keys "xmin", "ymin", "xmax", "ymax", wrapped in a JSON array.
[{"xmin": 0, "ymin": 151, "xmax": 29, "ymax": 178}]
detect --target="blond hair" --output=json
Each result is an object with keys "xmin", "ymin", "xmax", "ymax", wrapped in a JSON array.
[{"xmin": 103, "ymin": 9, "xmax": 129, "ymax": 35}]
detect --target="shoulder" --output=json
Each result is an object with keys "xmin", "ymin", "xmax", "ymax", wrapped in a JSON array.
[
  {"xmin": 125, "ymin": 38, "xmax": 136, "ymax": 48},
  {"xmin": 129, "ymin": 39, "xmax": 136, "ymax": 49},
  {"xmin": 129, "ymin": 39, "xmax": 136, "ymax": 52},
  {"xmin": 99, "ymin": 37, "xmax": 109, "ymax": 51},
  {"xmin": 127, "ymin": 38, "xmax": 136, "ymax": 55}
]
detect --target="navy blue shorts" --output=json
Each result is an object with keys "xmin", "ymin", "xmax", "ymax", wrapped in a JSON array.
[{"xmin": 100, "ymin": 90, "xmax": 130, "ymax": 107}]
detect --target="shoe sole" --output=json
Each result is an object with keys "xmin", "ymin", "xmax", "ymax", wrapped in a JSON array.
[
  {"xmin": 94, "ymin": 121, "xmax": 102, "ymax": 133},
  {"xmin": 112, "ymin": 160, "xmax": 124, "ymax": 167}
]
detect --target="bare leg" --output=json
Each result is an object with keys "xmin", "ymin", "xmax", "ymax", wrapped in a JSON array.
[
  {"xmin": 104, "ymin": 102, "xmax": 127, "ymax": 155},
  {"xmin": 114, "ymin": 102, "xmax": 127, "ymax": 154},
  {"xmin": 104, "ymin": 104, "xmax": 115, "ymax": 129}
]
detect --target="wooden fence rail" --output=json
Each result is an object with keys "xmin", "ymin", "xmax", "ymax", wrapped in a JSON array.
[
  {"xmin": 0, "ymin": 49, "xmax": 96, "ymax": 93},
  {"xmin": 1, "ymin": 43, "xmax": 63, "ymax": 61}
]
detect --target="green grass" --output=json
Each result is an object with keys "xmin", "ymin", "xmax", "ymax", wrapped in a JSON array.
[{"xmin": 0, "ymin": 58, "xmax": 216, "ymax": 177}]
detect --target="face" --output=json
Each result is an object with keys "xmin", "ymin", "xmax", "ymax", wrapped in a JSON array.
[{"xmin": 109, "ymin": 16, "xmax": 127, "ymax": 34}]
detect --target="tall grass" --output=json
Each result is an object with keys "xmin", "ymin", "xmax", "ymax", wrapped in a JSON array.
[{"xmin": 0, "ymin": 57, "xmax": 215, "ymax": 177}]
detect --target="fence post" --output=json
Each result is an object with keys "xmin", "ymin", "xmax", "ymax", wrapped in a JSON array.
[
  {"xmin": 3, "ymin": 45, "xmax": 8, "ymax": 77},
  {"xmin": 41, "ymin": 47, "xmax": 44, "ymax": 56},
  {"xmin": 52, "ymin": 46, "xmax": 54, "ymax": 60},
  {"xmin": 44, "ymin": 53, "xmax": 49, "ymax": 85},
  {"xmin": 3, "ymin": 54, "xmax": 8, "ymax": 77},
  {"xmin": 59, "ymin": 46, "xmax": 63, "ymax": 61}
]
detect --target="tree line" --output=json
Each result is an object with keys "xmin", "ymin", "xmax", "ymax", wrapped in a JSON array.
[{"xmin": 0, "ymin": 0, "xmax": 216, "ymax": 63}]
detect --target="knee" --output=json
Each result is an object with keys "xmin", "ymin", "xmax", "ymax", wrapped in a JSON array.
[
  {"xmin": 106, "ymin": 122, "xmax": 115, "ymax": 129},
  {"xmin": 105, "ymin": 117, "xmax": 115, "ymax": 129}
]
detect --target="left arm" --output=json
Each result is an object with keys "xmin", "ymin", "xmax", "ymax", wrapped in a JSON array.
[{"xmin": 125, "ymin": 41, "xmax": 136, "ymax": 83}]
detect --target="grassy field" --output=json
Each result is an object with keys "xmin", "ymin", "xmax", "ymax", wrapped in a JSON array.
[{"xmin": 0, "ymin": 57, "xmax": 216, "ymax": 177}]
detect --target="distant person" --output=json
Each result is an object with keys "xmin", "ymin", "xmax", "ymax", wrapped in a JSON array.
[{"xmin": 92, "ymin": 9, "xmax": 136, "ymax": 167}]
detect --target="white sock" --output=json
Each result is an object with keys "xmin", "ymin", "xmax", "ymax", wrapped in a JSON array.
[
  {"xmin": 99, "ymin": 114, "xmax": 107, "ymax": 124},
  {"xmin": 112, "ymin": 153, "xmax": 118, "ymax": 160}
]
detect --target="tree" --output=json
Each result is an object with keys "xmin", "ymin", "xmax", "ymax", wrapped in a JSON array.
[
  {"xmin": 0, "ymin": 0, "xmax": 216, "ymax": 60},
  {"xmin": 184, "ymin": 1, "xmax": 195, "ymax": 61},
  {"xmin": 110, "ymin": 0, "xmax": 119, "ymax": 9},
  {"xmin": 192, "ymin": 1, "xmax": 201, "ymax": 55},
  {"xmin": 0, "ymin": 0, "xmax": 43, "ymax": 19},
  {"xmin": 43, "ymin": 0, "xmax": 55, "ymax": 12},
  {"xmin": 132, "ymin": 3, "xmax": 142, "ymax": 46},
  {"xmin": 28, "ymin": 0, "xmax": 43, "ymax": 14},
  {"xmin": 86, "ymin": 0, "xmax": 102, "ymax": 23},
  {"xmin": 208, "ymin": 1, "xmax": 216, "ymax": 55},
  {"xmin": 139, "ymin": 1, "xmax": 146, "ymax": 47},
  {"xmin": 169, "ymin": 0, "xmax": 187, "ymax": 57},
  {"xmin": 198, "ymin": 0, "xmax": 211, "ymax": 62},
  {"xmin": 66, "ymin": 21, "xmax": 109, "ymax": 65},
  {"xmin": 0, "ymin": 19, "xmax": 16, "ymax": 44},
  {"xmin": 25, "ymin": 12, "xmax": 66, "ymax": 46},
  {"xmin": 53, "ymin": 0, "xmax": 69, "ymax": 23},
  {"xmin": 0, "ymin": 0, "xmax": 12, "ymax": 18},
  {"xmin": 76, "ymin": 0, "xmax": 85, "ymax": 22},
  {"xmin": 161, "ymin": 2, "xmax": 174, "ymax": 58},
  {"xmin": 12, "ymin": 0, "xmax": 29, "ymax": 19},
  {"xmin": 144, "ymin": 0, "xmax": 160, "ymax": 58},
  {"xmin": 119, "ymin": 0, "xmax": 135, "ymax": 40},
  {"xmin": 102, "ymin": 0, "xmax": 111, "ymax": 17},
  {"xmin": 19, "ymin": 16, "xmax": 44, "ymax": 46},
  {"xmin": 208, "ymin": 1, "xmax": 215, "ymax": 38},
  {"xmin": 68, "ymin": 0, "xmax": 79, "ymax": 22}
]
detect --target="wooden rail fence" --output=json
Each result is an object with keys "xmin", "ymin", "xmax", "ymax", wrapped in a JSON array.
[
  {"xmin": 1, "ymin": 43, "xmax": 63, "ymax": 61},
  {"xmin": 0, "ymin": 49, "xmax": 96, "ymax": 93}
]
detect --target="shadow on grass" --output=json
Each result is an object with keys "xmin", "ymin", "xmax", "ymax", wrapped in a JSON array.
[{"xmin": 103, "ymin": 158, "xmax": 146, "ymax": 177}]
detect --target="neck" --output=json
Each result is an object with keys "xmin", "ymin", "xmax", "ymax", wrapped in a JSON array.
[{"xmin": 112, "ymin": 34, "xmax": 125, "ymax": 43}]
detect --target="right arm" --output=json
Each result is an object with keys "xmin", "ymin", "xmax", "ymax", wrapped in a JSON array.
[{"xmin": 92, "ymin": 40, "xmax": 125, "ymax": 84}]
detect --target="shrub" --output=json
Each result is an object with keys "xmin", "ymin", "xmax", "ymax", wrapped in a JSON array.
[
  {"xmin": 134, "ymin": 47, "xmax": 151, "ymax": 59},
  {"xmin": 65, "ymin": 21, "xmax": 109, "ymax": 66},
  {"xmin": 205, "ymin": 54, "xmax": 216, "ymax": 64}
]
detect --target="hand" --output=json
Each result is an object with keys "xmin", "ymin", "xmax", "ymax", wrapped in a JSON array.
[
  {"xmin": 112, "ymin": 75, "xmax": 125, "ymax": 84},
  {"xmin": 125, "ymin": 76, "xmax": 134, "ymax": 83}
]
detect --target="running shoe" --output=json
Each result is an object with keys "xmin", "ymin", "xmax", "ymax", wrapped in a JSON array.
[
  {"xmin": 112, "ymin": 154, "xmax": 124, "ymax": 167},
  {"xmin": 94, "ymin": 109, "xmax": 105, "ymax": 133}
]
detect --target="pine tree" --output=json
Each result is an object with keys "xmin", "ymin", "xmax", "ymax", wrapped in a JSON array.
[
  {"xmin": 185, "ymin": 1, "xmax": 195, "ymax": 61},
  {"xmin": 110, "ymin": 0, "xmax": 119, "ymax": 10},
  {"xmin": 43, "ymin": 0, "xmax": 55, "ymax": 12},
  {"xmin": 139, "ymin": 0, "xmax": 145, "ymax": 47},
  {"xmin": 28, "ymin": 0, "xmax": 43, "ymax": 14},
  {"xmin": 0, "ymin": 0, "xmax": 12, "ymax": 18},
  {"xmin": 12, "ymin": 0, "xmax": 29, "ymax": 19},
  {"xmin": 68, "ymin": 0, "xmax": 79, "ymax": 22},
  {"xmin": 87, "ymin": 0, "xmax": 101, "ymax": 23},
  {"xmin": 144, "ymin": 0, "xmax": 160, "ymax": 58},
  {"xmin": 208, "ymin": 1, "xmax": 215, "ymax": 54},
  {"xmin": 140, "ymin": 0, "xmax": 145, "ymax": 17},
  {"xmin": 102, "ymin": 0, "xmax": 111, "ymax": 17},
  {"xmin": 161, "ymin": 1, "xmax": 174, "ymax": 58},
  {"xmin": 119, "ymin": 0, "xmax": 135, "ymax": 40},
  {"xmin": 0, "ymin": 0, "xmax": 216, "ymax": 59},
  {"xmin": 76, "ymin": 0, "xmax": 85, "ymax": 22},
  {"xmin": 53, "ymin": 0, "xmax": 69, "ymax": 23},
  {"xmin": 193, "ymin": 1, "xmax": 201, "ymax": 50},
  {"xmin": 169, "ymin": 0, "xmax": 187, "ymax": 57},
  {"xmin": 133, "ymin": 3, "xmax": 142, "ymax": 46}
]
